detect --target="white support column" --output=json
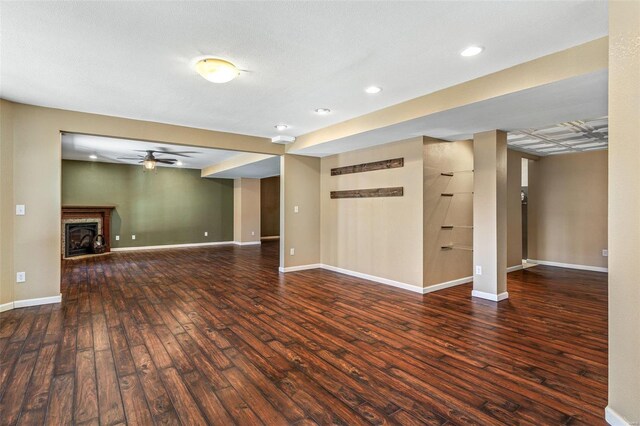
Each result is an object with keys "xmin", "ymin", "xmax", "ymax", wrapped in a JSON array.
[{"xmin": 472, "ymin": 130, "xmax": 508, "ymax": 301}]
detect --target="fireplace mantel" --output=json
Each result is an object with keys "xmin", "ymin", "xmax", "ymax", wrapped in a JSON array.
[{"xmin": 62, "ymin": 206, "xmax": 115, "ymax": 255}]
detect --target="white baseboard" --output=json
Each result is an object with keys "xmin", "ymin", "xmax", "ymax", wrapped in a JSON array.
[
  {"xmin": 0, "ymin": 302, "xmax": 14, "ymax": 313},
  {"xmin": 278, "ymin": 264, "xmax": 322, "ymax": 273},
  {"xmin": 13, "ymin": 294, "xmax": 62, "ymax": 309},
  {"xmin": 605, "ymin": 406, "xmax": 634, "ymax": 426},
  {"xmin": 112, "ymin": 241, "xmax": 235, "ymax": 252},
  {"xmin": 234, "ymin": 241, "xmax": 261, "ymax": 246},
  {"xmin": 423, "ymin": 276, "xmax": 473, "ymax": 294},
  {"xmin": 320, "ymin": 264, "xmax": 424, "ymax": 294},
  {"xmin": 280, "ymin": 264, "xmax": 472, "ymax": 295},
  {"xmin": 260, "ymin": 236, "xmax": 280, "ymax": 241},
  {"xmin": 527, "ymin": 259, "xmax": 608, "ymax": 273},
  {"xmin": 507, "ymin": 264, "xmax": 524, "ymax": 273},
  {"xmin": 472, "ymin": 290, "xmax": 509, "ymax": 302}
]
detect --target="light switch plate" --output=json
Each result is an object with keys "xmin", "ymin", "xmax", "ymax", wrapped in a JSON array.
[
  {"xmin": 16, "ymin": 272, "xmax": 26, "ymax": 283},
  {"xmin": 204, "ymin": 231, "xmax": 208, "ymax": 237},
  {"xmin": 290, "ymin": 248, "xmax": 295, "ymax": 256},
  {"xmin": 115, "ymin": 235, "xmax": 120, "ymax": 241},
  {"xmin": 16, "ymin": 204, "xmax": 25, "ymax": 216},
  {"xmin": 132, "ymin": 235, "xmax": 136, "ymax": 240},
  {"xmin": 475, "ymin": 265, "xmax": 482, "ymax": 275},
  {"xmin": 602, "ymin": 249, "xmax": 608, "ymax": 257},
  {"xmin": 294, "ymin": 205, "xmax": 299, "ymax": 213}
]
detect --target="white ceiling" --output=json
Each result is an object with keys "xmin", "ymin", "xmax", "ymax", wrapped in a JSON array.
[
  {"xmin": 293, "ymin": 70, "xmax": 608, "ymax": 157},
  {"xmin": 61, "ymin": 133, "xmax": 242, "ymax": 169},
  {"xmin": 1, "ymin": 1, "xmax": 607, "ymax": 140},
  {"xmin": 205, "ymin": 156, "xmax": 281, "ymax": 180},
  {"xmin": 61, "ymin": 133, "xmax": 279, "ymax": 178}
]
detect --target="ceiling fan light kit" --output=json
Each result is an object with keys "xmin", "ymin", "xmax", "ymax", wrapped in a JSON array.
[{"xmin": 143, "ymin": 158, "xmax": 157, "ymax": 171}]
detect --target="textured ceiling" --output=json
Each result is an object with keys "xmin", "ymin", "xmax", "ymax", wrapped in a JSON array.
[
  {"xmin": 508, "ymin": 116, "xmax": 608, "ymax": 156},
  {"xmin": 1, "ymin": 1, "xmax": 607, "ymax": 140}
]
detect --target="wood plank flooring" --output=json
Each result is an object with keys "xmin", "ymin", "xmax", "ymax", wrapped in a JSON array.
[{"xmin": 0, "ymin": 241, "xmax": 608, "ymax": 425}]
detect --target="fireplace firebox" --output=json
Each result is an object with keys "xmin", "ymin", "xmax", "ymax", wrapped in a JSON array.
[{"xmin": 65, "ymin": 222, "xmax": 98, "ymax": 258}]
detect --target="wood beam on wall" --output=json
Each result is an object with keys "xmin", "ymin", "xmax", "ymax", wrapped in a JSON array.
[{"xmin": 330, "ymin": 187, "xmax": 404, "ymax": 199}]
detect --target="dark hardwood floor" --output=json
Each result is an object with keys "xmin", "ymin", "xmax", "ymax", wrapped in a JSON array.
[{"xmin": 0, "ymin": 241, "xmax": 608, "ymax": 425}]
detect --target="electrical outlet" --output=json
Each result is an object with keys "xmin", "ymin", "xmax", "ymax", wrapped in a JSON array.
[
  {"xmin": 475, "ymin": 265, "xmax": 482, "ymax": 275},
  {"xmin": 132, "ymin": 235, "xmax": 136, "ymax": 240},
  {"xmin": 204, "ymin": 231, "xmax": 208, "ymax": 237},
  {"xmin": 16, "ymin": 204, "xmax": 25, "ymax": 216},
  {"xmin": 115, "ymin": 235, "xmax": 120, "ymax": 241},
  {"xmin": 290, "ymin": 248, "xmax": 295, "ymax": 256},
  {"xmin": 16, "ymin": 272, "xmax": 26, "ymax": 283},
  {"xmin": 294, "ymin": 205, "xmax": 299, "ymax": 213},
  {"xmin": 602, "ymin": 249, "xmax": 608, "ymax": 257},
  {"xmin": 251, "ymin": 231, "xmax": 255, "ymax": 236}
]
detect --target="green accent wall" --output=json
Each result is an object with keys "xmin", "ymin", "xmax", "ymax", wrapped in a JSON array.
[{"xmin": 62, "ymin": 160, "xmax": 234, "ymax": 248}]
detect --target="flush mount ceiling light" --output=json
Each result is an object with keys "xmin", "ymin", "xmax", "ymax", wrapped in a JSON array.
[
  {"xmin": 194, "ymin": 57, "xmax": 240, "ymax": 83},
  {"xmin": 274, "ymin": 124, "xmax": 289, "ymax": 131},
  {"xmin": 460, "ymin": 46, "xmax": 484, "ymax": 57},
  {"xmin": 89, "ymin": 154, "xmax": 97, "ymax": 160},
  {"xmin": 365, "ymin": 86, "xmax": 382, "ymax": 94},
  {"xmin": 176, "ymin": 160, "xmax": 183, "ymax": 166},
  {"xmin": 314, "ymin": 108, "xmax": 331, "ymax": 115}
]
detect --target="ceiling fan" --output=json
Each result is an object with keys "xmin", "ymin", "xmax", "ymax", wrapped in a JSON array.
[{"xmin": 117, "ymin": 148, "xmax": 198, "ymax": 171}]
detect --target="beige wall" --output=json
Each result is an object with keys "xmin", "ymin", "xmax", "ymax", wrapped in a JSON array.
[
  {"xmin": 321, "ymin": 138, "xmax": 423, "ymax": 288},
  {"xmin": 527, "ymin": 151, "xmax": 608, "ymax": 268},
  {"xmin": 0, "ymin": 101, "xmax": 282, "ymax": 306},
  {"xmin": 280, "ymin": 154, "xmax": 320, "ymax": 268},
  {"xmin": 0, "ymin": 101, "xmax": 14, "ymax": 305},
  {"xmin": 608, "ymin": 0, "xmax": 640, "ymax": 422},
  {"xmin": 507, "ymin": 149, "xmax": 524, "ymax": 268},
  {"xmin": 423, "ymin": 138, "xmax": 473, "ymax": 287},
  {"xmin": 233, "ymin": 178, "xmax": 261, "ymax": 244}
]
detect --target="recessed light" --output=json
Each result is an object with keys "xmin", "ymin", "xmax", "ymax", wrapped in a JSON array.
[
  {"xmin": 89, "ymin": 155, "xmax": 97, "ymax": 160},
  {"xmin": 194, "ymin": 57, "xmax": 240, "ymax": 83},
  {"xmin": 460, "ymin": 46, "xmax": 484, "ymax": 57},
  {"xmin": 314, "ymin": 108, "xmax": 331, "ymax": 115},
  {"xmin": 365, "ymin": 86, "xmax": 382, "ymax": 94},
  {"xmin": 274, "ymin": 124, "xmax": 289, "ymax": 131}
]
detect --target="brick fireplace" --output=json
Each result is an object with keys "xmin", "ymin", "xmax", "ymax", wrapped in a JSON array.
[{"xmin": 61, "ymin": 206, "xmax": 115, "ymax": 258}]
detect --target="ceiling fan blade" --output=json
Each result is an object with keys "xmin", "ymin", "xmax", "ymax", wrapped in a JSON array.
[
  {"xmin": 155, "ymin": 148, "xmax": 198, "ymax": 157},
  {"xmin": 131, "ymin": 148, "xmax": 196, "ymax": 158},
  {"xmin": 155, "ymin": 159, "xmax": 177, "ymax": 164},
  {"xmin": 117, "ymin": 156, "xmax": 144, "ymax": 160},
  {"xmin": 161, "ymin": 152, "xmax": 195, "ymax": 157}
]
